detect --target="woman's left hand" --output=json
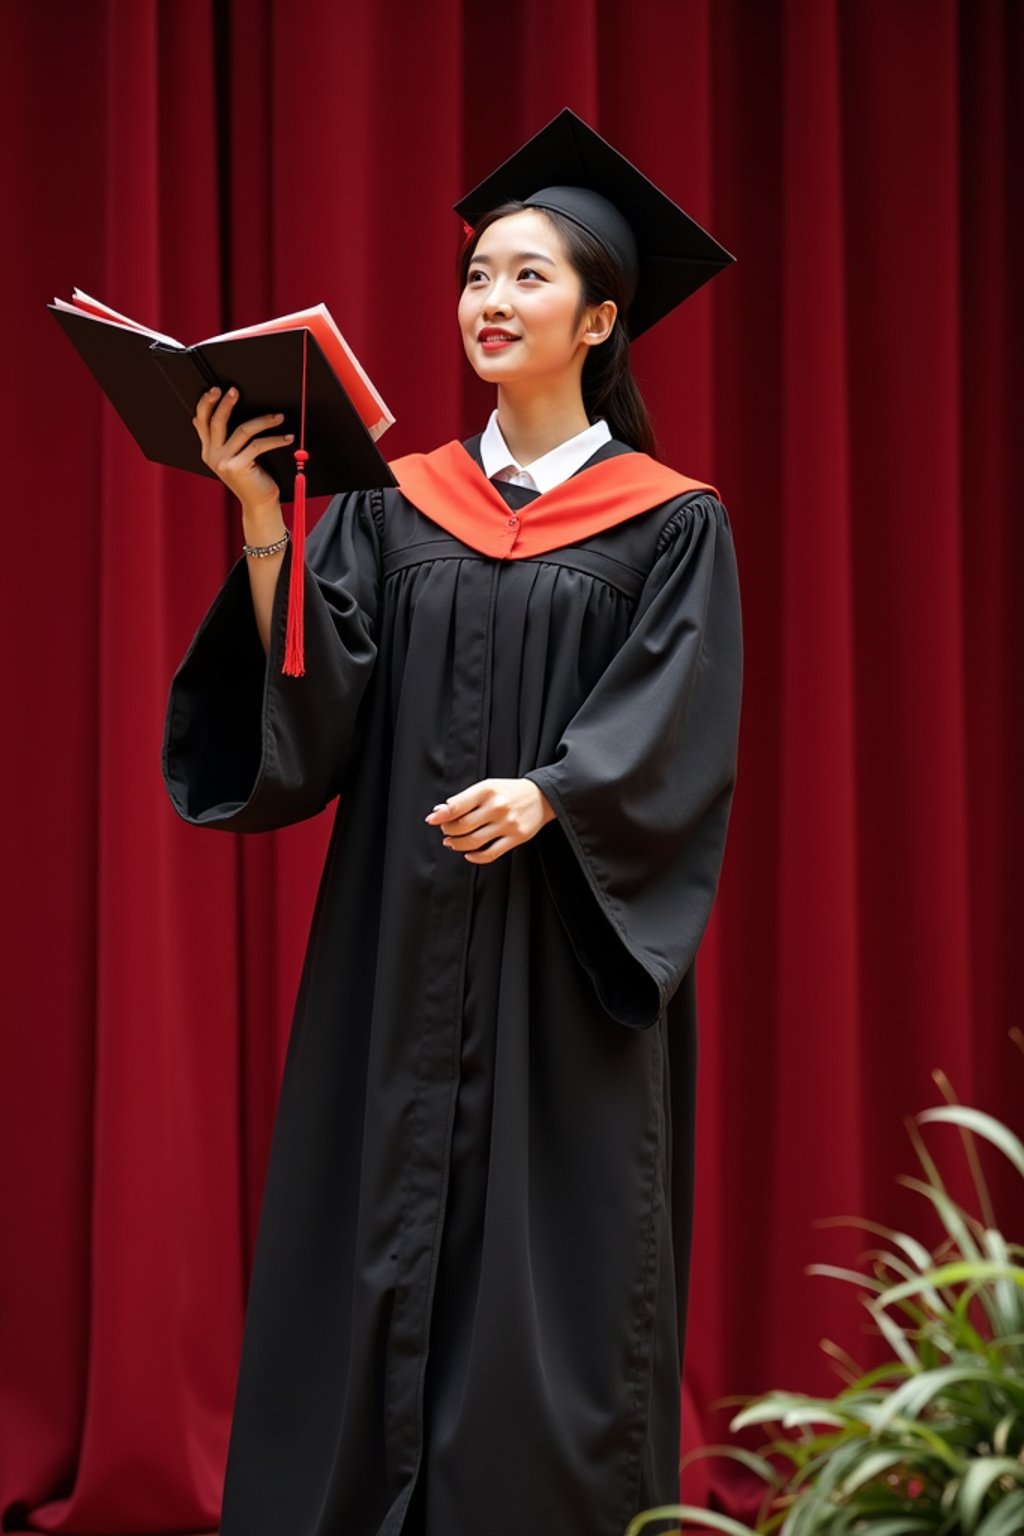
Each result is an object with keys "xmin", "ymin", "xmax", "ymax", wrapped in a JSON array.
[{"xmin": 424, "ymin": 778, "xmax": 556, "ymax": 863}]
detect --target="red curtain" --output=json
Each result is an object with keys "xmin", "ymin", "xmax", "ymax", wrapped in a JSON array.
[{"xmin": 2, "ymin": 1, "xmax": 1020, "ymax": 1530}]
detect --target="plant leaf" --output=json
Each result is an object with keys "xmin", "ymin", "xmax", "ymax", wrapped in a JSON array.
[
  {"xmin": 958, "ymin": 1456, "xmax": 1024, "ymax": 1531},
  {"xmin": 975, "ymin": 1489, "xmax": 1024, "ymax": 1536},
  {"xmin": 898, "ymin": 1175, "xmax": 983, "ymax": 1262},
  {"xmin": 873, "ymin": 1364, "xmax": 1024, "ymax": 1432},
  {"xmin": 992, "ymin": 1411, "xmax": 1018, "ymax": 1455},
  {"xmin": 624, "ymin": 1505, "xmax": 758, "ymax": 1536},
  {"xmin": 730, "ymin": 1394, "xmax": 818, "ymax": 1431},
  {"xmin": 837, "ymin": 1446, "xmax": 915, "ymax": 1494},
  {"xmin": 981, "ymin": 1228, "xmax": 1024, "ymax": 1340},
  {"xmin": 780, "ymin": 1407, "xmax": 852, "ymax": 1430},
  {"xmin": 845, "ymin": 1521, "xmax": 941, "ymax": 1534},
  {"xmin": 870, "ymin": 1298, "xmax": 925, "ymax": 1369},
  {"xmin": 877, "ymin": 1261, "xmax": 1024, "ymax": 1307},
  {"xmin": 917, "ymin": 1106, "xmax": 1024, "ymax": 1181},
  {"xmin": 677, "ymin": 1443, "xmax": 779, "ymax": 1484},
  {"xmin": 805, "ymin": 1263, "xmax": 888, "ymax": 1295},
  {"xmin": 815, "ymin": 1214, "xmax": 949, "ymax": 1284}
]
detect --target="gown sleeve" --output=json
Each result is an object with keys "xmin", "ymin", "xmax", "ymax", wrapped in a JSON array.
[
  {"xmin": 523, "ymin": 493, "xmax": 743, "ymax": 1031},
  {"xmin": 161, "ymin": 489, "xmax": 381, "ymax": 833}
]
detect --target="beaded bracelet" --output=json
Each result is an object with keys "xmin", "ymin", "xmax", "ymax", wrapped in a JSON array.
[{"xmin": 243, "ymin": 528, "xmax": 290, "ymax": 559}]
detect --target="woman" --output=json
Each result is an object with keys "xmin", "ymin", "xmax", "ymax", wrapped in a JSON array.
[{"xmin": 164, "ymin": 110, "xmax": 743, "ymax": 1536}]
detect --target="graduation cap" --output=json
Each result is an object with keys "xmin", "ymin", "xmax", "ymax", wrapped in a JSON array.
[{"xmin": 454, "ymin": 108, "xmax": 735, "ymax": 338}]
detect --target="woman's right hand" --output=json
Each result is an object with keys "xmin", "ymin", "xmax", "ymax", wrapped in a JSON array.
[{"xmin": 192, "ymin": 385, "xmax": 294, "ymax": 515}]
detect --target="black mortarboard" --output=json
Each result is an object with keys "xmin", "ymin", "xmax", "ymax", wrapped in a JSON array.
[{"xmin": 454, "ymin": 108, "xmax": 735, "ymax": 339}]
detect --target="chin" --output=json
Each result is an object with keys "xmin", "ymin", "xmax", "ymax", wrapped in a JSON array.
[{"xmin": 467, "ymin": 355, "xmax": 527, "ymax": 385}]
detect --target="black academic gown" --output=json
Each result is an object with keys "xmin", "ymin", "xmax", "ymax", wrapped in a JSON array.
[{"xmin": 162, "ymin": 433, "xmax": 744, "ymax": 1536}]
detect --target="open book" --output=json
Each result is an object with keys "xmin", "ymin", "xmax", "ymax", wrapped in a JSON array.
[{"xmin": 49, "ymin": 289, "xmax": 398, "ymax": 498}]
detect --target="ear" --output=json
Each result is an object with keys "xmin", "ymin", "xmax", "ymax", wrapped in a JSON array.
[{"xmin": 581, "ymin": 298, "xmax": 618, "ymax": 347}]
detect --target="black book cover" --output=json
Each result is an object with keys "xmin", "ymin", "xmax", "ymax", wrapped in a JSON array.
[{"xmin": 48, "ymin": 306, "xmax": 398, "ymax": 499}]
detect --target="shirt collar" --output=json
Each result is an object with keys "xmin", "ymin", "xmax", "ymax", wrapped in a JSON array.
[{"xmin": 478, "ymin": 408, "xmax": 613, "ymax": 494}]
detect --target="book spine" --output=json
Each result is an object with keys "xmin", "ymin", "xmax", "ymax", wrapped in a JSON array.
[{"xmin": 150, "ymin": 344, "xmax": 220, "ymax": 416}]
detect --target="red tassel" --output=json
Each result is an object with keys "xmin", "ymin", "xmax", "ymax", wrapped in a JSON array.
[
  {"xmin": 282, "ymin": 448, "xmax": 307, "ymax": 676},
  {"xmin": 282, "ymin": 330, "xmax": 310, "ymax": 677}
]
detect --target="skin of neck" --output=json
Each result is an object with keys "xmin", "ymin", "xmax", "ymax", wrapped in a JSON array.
[{"xmin": 493, "ymin": 362, "xmax": 592, "ymax": 468}]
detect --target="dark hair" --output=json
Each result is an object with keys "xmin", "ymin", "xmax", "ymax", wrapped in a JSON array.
[{"xmin": 457, "ymin": 200, "xmax": 657, "ymax": 457}]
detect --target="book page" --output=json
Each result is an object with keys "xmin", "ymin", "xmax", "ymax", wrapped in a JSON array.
[
  {"xmin": 52, "ymin": 289, "xmax": 184, "ymax": 348},
  {"xmin": 198, "ymin": 304, "xmax": 394, "ymax": 439}
]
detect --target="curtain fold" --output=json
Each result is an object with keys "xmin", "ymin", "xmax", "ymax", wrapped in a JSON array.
[
  {"xmin": 769, "ymin": 0, "xmax": 866, "ymax": 1424},
  {"xmin": 1, "ymin": 1, "xmax": 1019, "ymax": 1529}
]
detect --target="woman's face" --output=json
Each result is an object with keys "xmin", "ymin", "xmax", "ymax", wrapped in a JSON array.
[{"xmin": 458, "ymin": 208, "xmax": 605, "ymax": 388}]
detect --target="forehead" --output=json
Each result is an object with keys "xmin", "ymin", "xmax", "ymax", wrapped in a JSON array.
[{"xmin": 472, "ymin": 207, "xmax": 565, "ymax": 260}]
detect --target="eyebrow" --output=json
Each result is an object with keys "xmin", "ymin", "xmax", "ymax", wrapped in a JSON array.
[{"xmin": 468, "ymin": 250, "xmax": 557, "ymax": 266}]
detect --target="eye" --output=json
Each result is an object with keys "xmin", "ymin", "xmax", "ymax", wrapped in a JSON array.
[{"xmin": 518, "ymin": 267, "xmax": 545, "ymax": 281}]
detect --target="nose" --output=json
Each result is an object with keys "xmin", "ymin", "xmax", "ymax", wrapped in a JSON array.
[{"xmin": 481, "ymin": 276, "xmax": 513, "ymax": 319}]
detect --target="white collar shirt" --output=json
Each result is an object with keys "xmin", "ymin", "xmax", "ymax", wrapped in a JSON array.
[{"xmin": 478, "ymin": 408, "xmax": 612, "ymax": 494}]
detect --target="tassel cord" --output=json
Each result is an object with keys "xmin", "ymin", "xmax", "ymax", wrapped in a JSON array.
[{"xmin": 282, "ymin": 329, "xmax": 309, "ymax": 677}]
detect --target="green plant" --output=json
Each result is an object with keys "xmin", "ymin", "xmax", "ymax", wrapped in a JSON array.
[{"xmin": 627, "ymin": 1043, "xmax": 1024, "ymax": 1536}]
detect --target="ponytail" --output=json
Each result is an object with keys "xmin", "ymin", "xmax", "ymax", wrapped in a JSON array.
[{"xmin": 578, "ymin": 312, "xmax": 656, "ymax": 457}]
